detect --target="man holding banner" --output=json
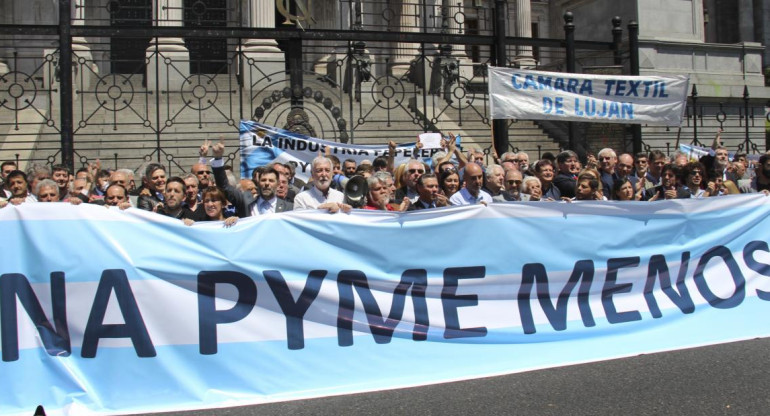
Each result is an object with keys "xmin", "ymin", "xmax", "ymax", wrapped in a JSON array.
[{"xmin": 294, "ymin": 156, "xmax": 350, "ymax": 213}]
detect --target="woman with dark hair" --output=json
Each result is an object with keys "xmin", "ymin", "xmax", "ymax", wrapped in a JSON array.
[
  {"xmin": 439, "ymin": 168, "xmax": 460, "ymax": 199},
  {"xmin": 612, "ymin": 177, "xmax": 637, "ymax": 201},
  {"xmin": 201, "ymin": 186, "xmax": 238, "ymax": 227}
]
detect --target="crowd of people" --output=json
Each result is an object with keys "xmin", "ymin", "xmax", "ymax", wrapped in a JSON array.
[{"xmin": 1, "ymin": 130, "xmax": 768, "ymax": 226}]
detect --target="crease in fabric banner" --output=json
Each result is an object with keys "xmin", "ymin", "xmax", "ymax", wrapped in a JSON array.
[
  {"xmin": 240, "ymin": 121, "xmax": 446, "ymax": 181},
  {"xmin": 488, "ymin": 66, "xmax": 689, "ymax": 126},
  {"xmin": 2, "ymin": 196, "xmax": 770, "ymax": 415}
]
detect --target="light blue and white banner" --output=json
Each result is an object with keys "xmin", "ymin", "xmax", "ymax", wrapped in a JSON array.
[
  {"xmin": 488, "ymin": 66, "xmax": 689, "ymax": 126},
  {"xmin": 2, "ymin": 196, "xmax": 770, "ymax": 415},
  {"xmin": 240, "ymin": 121, "xmax": 441, "ymax": 181},
  {"xmin": 679, "ymin": 143, "xmax": 761, "ymax": 162}
]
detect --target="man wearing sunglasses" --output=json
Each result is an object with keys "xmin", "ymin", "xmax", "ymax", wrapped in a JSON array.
[
  {"xmin": 191, "ymin": 162, "xmax": 212, "ymax": 195},
  {"xmin": 395, "ymin": 159, "xmax": 426, "ymax": 203}
]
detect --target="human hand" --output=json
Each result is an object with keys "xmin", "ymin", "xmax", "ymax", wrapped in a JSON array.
[
  {"xmin": 199, "ymin": 139, "xmax": 211, "ymax": 157},
  {"xmin": 211, "ymin": 136, "xmax": 225, "ymax": 159}
]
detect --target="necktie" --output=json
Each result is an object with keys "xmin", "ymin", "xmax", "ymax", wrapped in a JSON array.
[{"xmin": 259, "ymin": 200, "xmax": 271, "ymax": 214}]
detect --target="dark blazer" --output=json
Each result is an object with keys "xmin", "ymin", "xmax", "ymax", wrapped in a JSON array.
[
  {"xmin": 213, "ymin": 165, "xmax": 293, "ymax": 217},
  {"xmin": 408, "ymin": 199, "xmax": 436, "ymax": 211}
]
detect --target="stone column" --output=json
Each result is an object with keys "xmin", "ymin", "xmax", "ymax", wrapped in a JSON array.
[
  {"xmin": 72, "ymin": 0, "xmax": 97, "ymax": 91},
  {"xmin": 146, "ymin": 0, "xmax": 190, "ymax": 90},
  {"xmin": 513, "ymin": 0, "xmax": 536, "ymax": 67},
  {"xmin": 241, "ymin": 0, "xmax": 286, "ymax": 86},
  {"xmin": 392, "ymin": 0, "xmax": 420, "ymax": 77},
  {"xmin": 737, "ymin": 0, "xmax": 755, "ymax": 42}
]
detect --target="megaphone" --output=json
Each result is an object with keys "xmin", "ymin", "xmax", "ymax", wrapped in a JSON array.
[{"xmin": 344, "ymin": 175, "xmax": 368, "ymax": 208}]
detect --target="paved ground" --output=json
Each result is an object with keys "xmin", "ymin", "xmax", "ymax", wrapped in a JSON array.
[{"xmin": 135, "ymin": 337, "xmax": 770, "ymax": 416}]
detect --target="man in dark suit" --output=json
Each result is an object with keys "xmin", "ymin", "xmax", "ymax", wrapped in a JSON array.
[
  {"xmin": 409, "ymin": 173, "xmax": 443, "ymax": 210},
  {"xmin": 211, "ymin": 141, "xmax": 293, "ymax": 217}
]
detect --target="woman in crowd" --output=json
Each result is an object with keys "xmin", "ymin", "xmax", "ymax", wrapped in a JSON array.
[
  {"xmin": 612, "ymin": 177, "xmax": 637, "ymax": 201},
  {"xmin": 201, "ymin": 186, "xmax": 238, "ymax": 227},
  {"xmin": 521, "ymin": 177, "xmax": 542, "ymax": 201},
  {"xmin": 439, "ymin": 168, "xmax": 460, "ymax": 198}
]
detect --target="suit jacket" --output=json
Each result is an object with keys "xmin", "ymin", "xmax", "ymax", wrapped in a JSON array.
[
  {"xmin": 213, "ymin": 166, "xmax": 293, "ymax": 217},
  {"xmin": 408, "ymin": 199, "xmax": 437, "ymax": 211}
]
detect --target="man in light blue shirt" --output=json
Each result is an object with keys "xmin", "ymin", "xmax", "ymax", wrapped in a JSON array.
[{"xmin": 449, "ymin": 162, "xmax": 492, "ymax": 206}]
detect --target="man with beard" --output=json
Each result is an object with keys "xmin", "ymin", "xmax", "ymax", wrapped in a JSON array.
[
  {"xmin": 497, "ymin": 169, "xmax": 527, "ymax": 201},
  {"xmin": 642, "ymin": 164, "xmax": 690, "ymax": 201},
  {"xmin": 252, "ymin": 168, "xmax": 293, "ymax": 215},
  {"xmin": 739, "ymin": 153, "xmax": 770, "ymax": 194},
  {"xmin": 343, "ymin": 159, "xmax": 357, "ymax": 178},
  {"xmin": 211, "ymin": 141, "xmax": 293, "ymax": 216},
  {"xmin": 156, "ymin": 177, "xmax": 204, "ymax": 223},
  {"xmin": 294, "ymin": 156, "xmax": 350, "ymax": 213},
  {"xmin": 553, "ymin": 150, "xmax": 580, "ymax": 198},
  {"xmin": 364, "ymin": 174, "xmax": 399, "ymax": 211}
]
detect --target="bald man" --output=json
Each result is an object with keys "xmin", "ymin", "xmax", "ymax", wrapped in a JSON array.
[{"xmin": 449, "ymin": 162, "xmax": 492, "ymax": 205}]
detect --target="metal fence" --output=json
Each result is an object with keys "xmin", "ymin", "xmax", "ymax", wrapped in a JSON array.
[{"xmin": 0, "ymin": 0, "xmax": 765, "ymax": 177}]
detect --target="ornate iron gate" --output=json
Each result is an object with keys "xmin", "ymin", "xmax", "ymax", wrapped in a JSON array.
[{"xmin": 0, "ymin": 0, "xmax": 764, "ymax": 178}]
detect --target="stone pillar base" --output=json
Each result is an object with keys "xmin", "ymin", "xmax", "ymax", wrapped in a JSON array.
[
  {"xmin": 43, "ymin": 41, "xmax": 98, "ymax": 103},
  {"xmin": 145, "ymin": 39, "xmax": 190, "ymax": 91}
]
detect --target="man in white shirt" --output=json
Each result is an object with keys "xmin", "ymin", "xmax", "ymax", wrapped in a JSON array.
[
  {"xmin": 294, "ymin": 156, "xmax": 351, "ymax": 213},
  {"xmin": 449, "ymin": 162, "xmax": 492, "ymax": 205}
]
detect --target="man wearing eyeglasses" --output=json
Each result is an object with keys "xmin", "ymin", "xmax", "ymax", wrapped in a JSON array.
[
  {"xmin": 496, "ymin": 169, "xmax": 528, "ymax": 202},
  {"xmin": 449, "ymin": 162, "xmax": 492, "ymax": 206},
  {"xmin": 191, "ymin": 162, "xmax": 212, "ymax": 195},
  {"xmin": 395, "ymin": 159, "xmax": 426, "ymax": 203}
]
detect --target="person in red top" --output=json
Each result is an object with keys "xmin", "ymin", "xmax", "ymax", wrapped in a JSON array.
[
  {"xmin": 364, "ymin": 174, "xmax": 396, "ymax": 211},
  {"xmin": 363, "ymin": 174, "xmax": 409, "ymax": 211}
]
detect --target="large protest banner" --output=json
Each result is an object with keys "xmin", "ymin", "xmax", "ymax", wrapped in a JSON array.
[
  {"xmin": 488, "ymin": 66, "xmax": 689, "ymax": 126},
  {"xmin": 240, "ymin": 121, "xmax": 444, "ymax": 181},
  {"xmin": 2, "ymin": 196, "xmax": 770, "ymax": 415}
]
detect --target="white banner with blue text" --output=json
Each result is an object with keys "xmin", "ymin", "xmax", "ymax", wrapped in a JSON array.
[
  {"xmin": 2, "ymin": 196, "xmax": 770, "ymax": 415},
  {"xmin": 488, "ymin": 66, "xmax": 689, "ymax": 126},
  {"xmin": 240, "ymin": 121, "xmax": 434, "ymax": 181}
]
